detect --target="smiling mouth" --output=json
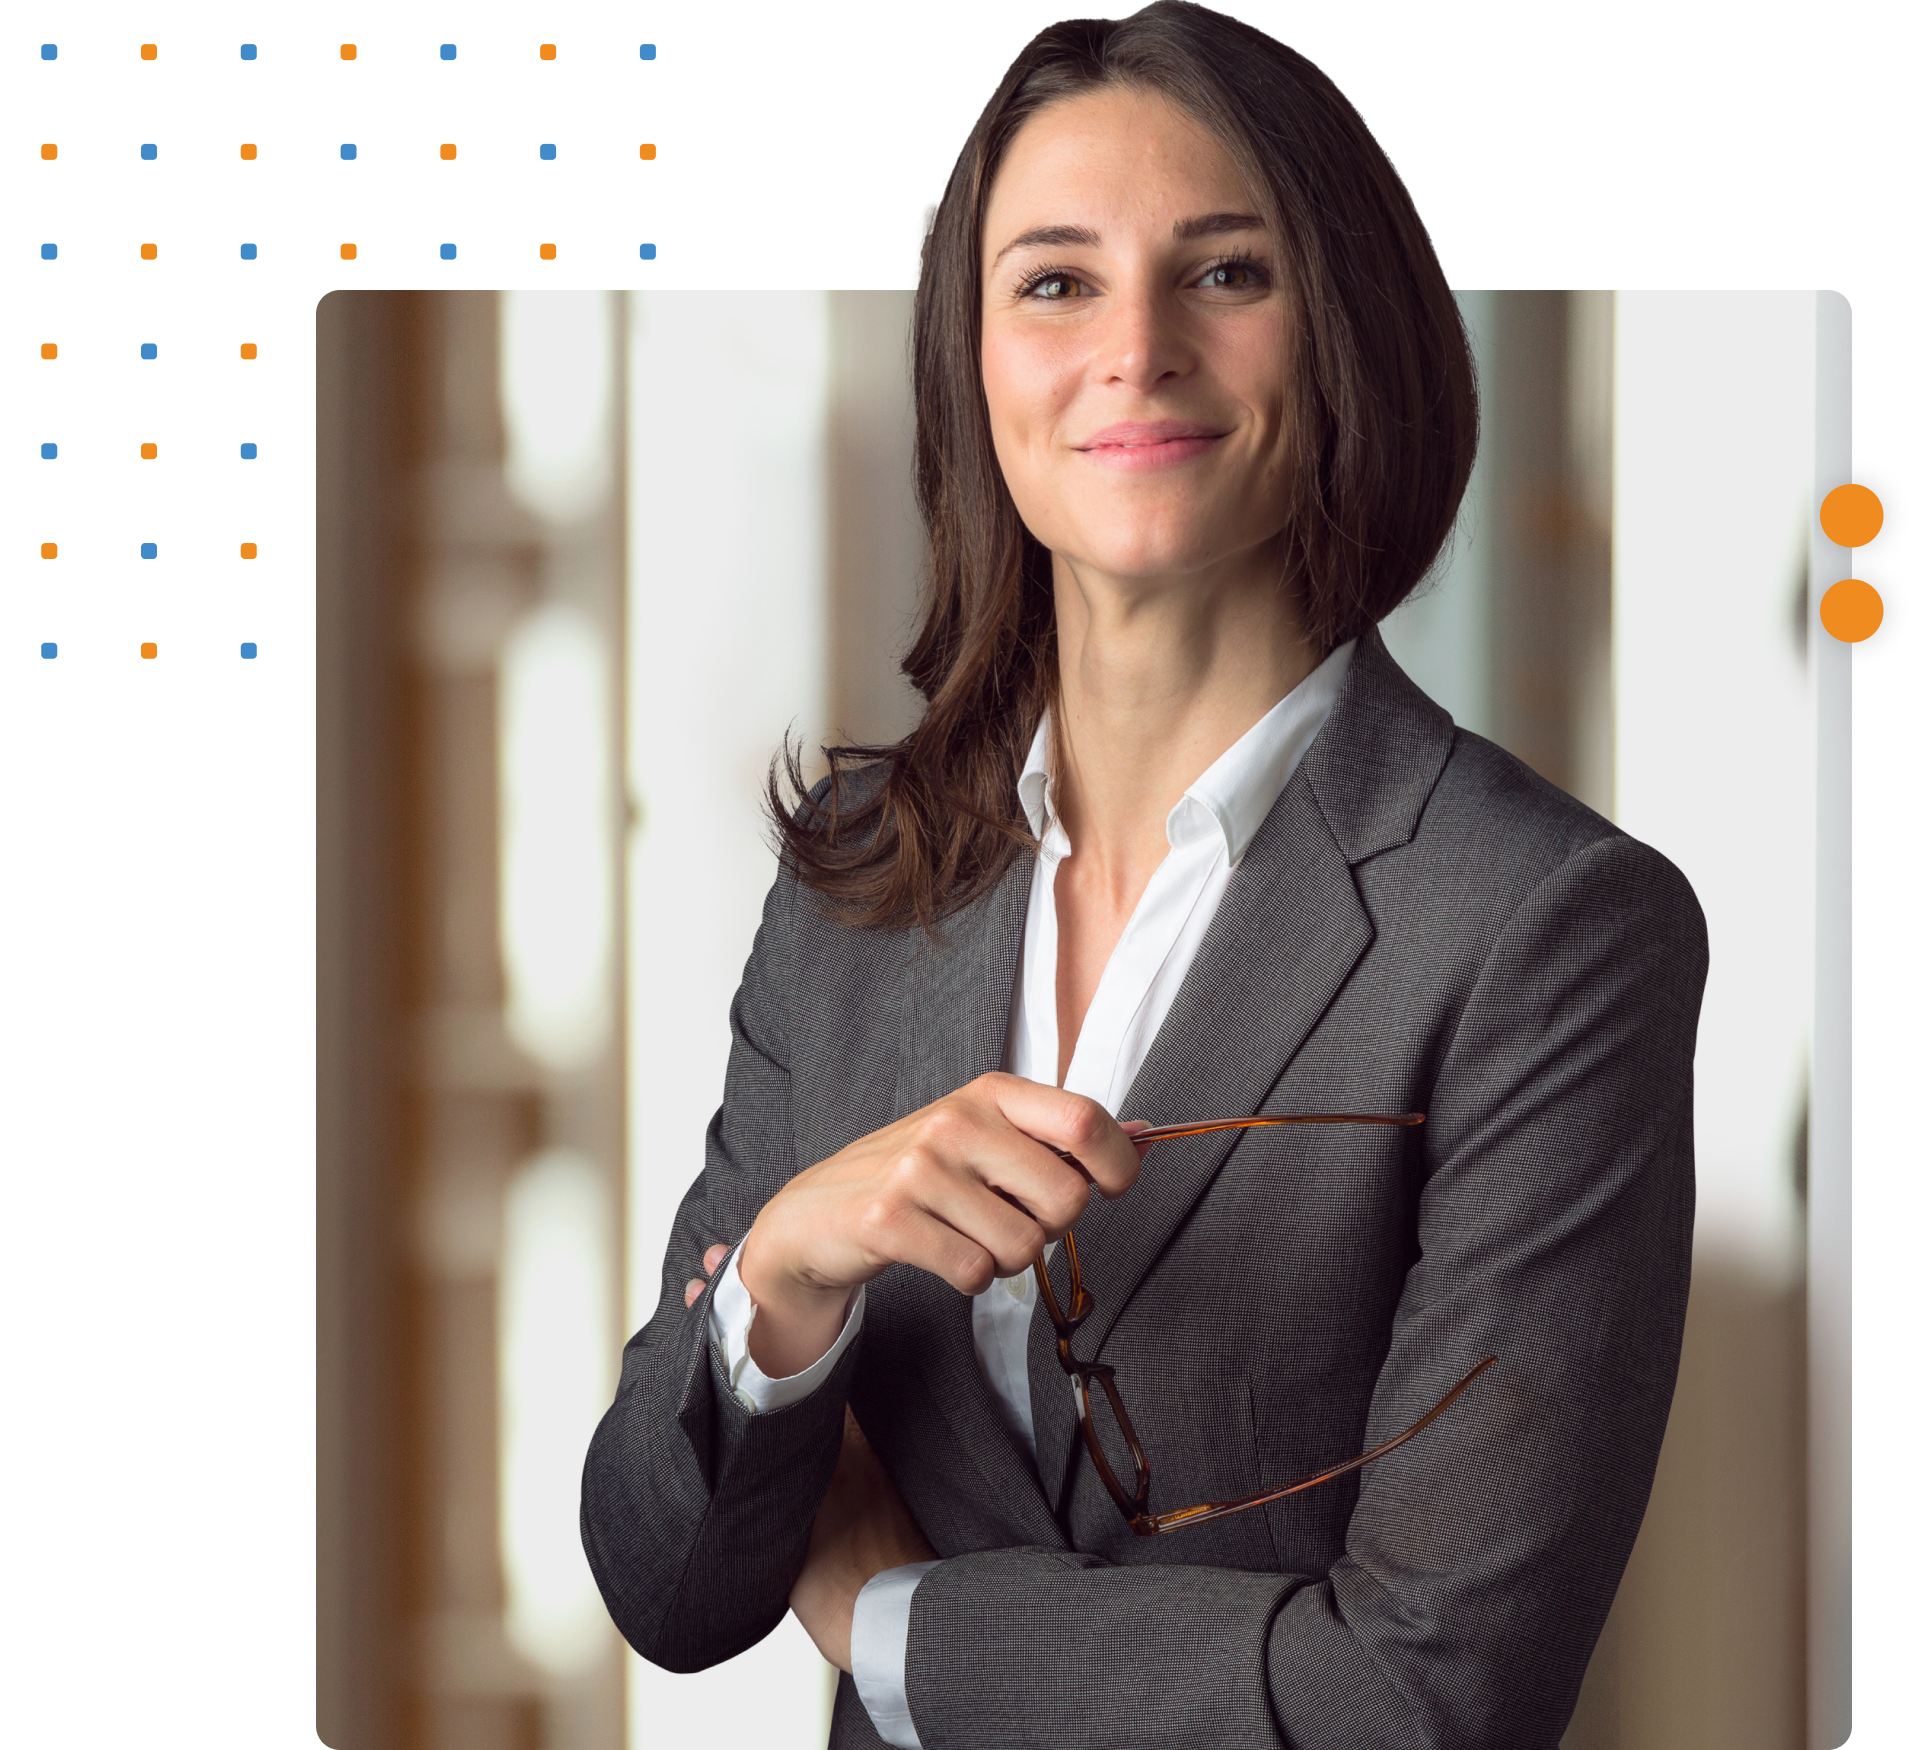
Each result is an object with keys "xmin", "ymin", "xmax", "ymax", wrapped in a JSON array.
[{"xmin": 1077, "ymin": 423, "xmax": 1223, "ymax": 451}]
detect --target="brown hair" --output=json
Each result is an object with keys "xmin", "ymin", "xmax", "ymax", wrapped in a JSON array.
[{"xmin": 772, "ymin": 0, "xmax": 1478, "ymax": 930}]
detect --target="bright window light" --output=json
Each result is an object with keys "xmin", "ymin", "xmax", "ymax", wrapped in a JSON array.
[
  {"xmin": 500, "ymin": 290, "xmax": 615, "ymax": 524},
  {"xmin": 499, "ymin": 1149, "xmax": 615, "ymax": 1676},
  {"xmin": 499, "ymin": 602, "xmax": 614, "ymax": 1072}
]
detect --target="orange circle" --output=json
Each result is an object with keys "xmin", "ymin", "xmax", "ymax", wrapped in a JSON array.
[
  {"xmin": 241, "ymin": 143, "xmax": 257, "ymax": 160},
  {"xmin": 41, "ymin": 543, "xmax": 57, "ymax": 559},
  {"xmin": 141, "ymin": 243, "xmax": 158, "ymax": 260},
  {"xmin": 540, "ymin": 242, "xmax": 557, "ymax": 260},
  {"xmin": 141, "ymin": 642, "xmax": 158, "ymax": 660},
  {"xmin": 340, "ymin": 43, "xmax": 357, "ymax": 61},
  {"xmin": 1820, "ymin": 483, "xmax": 1883, "ymax": 548},
  {"xmin": 240, "ymin": 343, "xmax": 258, "ymax": 360},
  {"xmin": 341, "ymin": 243, "xmax": 357, "ymax": 260},
  {"xmin": 41, "ymin": 343, "xmax": 57, "ymax": 359},
  {"xmin": 441, "ymin": 142, "xmax": 456, "ymax": 160},
  {"xmin": 240, "ymin": 543, "xmax": 258, "ymax": 559},
  {"xmin": 141, "ymin": 44, "xmax": 157, "ymax": 61},
  {"xmin": 1820, "ymin": 578, "xmax": 1883, "ymax": 643},
  {"xmin": 540, "ymin": 43, "xmax": 557, "ymax": 60},
  {"xmin": 140, "ymin": 442, "xmax": 158, "ymax": 459},
  {"xmin": 639, "ymin": 143, "xmax": 657, "ymax": 160},
  {"xmin": 42, "ymin": 143, "xmax": 57, "ymax": 160}
]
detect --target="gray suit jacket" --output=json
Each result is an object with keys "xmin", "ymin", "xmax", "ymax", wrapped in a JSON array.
[{"xmin": 582, "ymin": 629, "xmax": 1708, "ymax": 1749}]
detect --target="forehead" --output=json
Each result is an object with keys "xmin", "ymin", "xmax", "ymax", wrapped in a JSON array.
[{"xmin": 983, "ymin": 86, "xmax": 1254, "ymax": 242}]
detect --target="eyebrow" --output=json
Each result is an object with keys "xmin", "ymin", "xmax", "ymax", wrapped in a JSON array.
[{"xmin": 990, "ymin": 210, "xmax": 1266, "ymax": 268}]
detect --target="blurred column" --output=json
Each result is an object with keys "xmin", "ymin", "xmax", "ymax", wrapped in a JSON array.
[
  {"xmin": 1569, "ymin": 292, "xmax": 1817, "ymax": 1750},
  {"xmin": 625, "ymin": 291, "xmax": 836, "ymax": 1750},
  {"xmin": 1807, "ymin": 290, "xmax": 1850, "ymax": 1750},
  {"xmin": 318, "ymin": 288, "xmax": 422, "ymax": 1750},
  {"xmin": 826, "ymin": 292, "xmax": 925, "ymax": 749}
]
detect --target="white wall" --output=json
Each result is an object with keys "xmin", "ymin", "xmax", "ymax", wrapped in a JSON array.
[{"xmin": 1613, "ymin": 292, "xmax": 1816, "ymax": 1283}]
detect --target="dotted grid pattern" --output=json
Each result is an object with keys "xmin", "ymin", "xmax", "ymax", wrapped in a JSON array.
[{"xmin": 4, "ymin": 22, "xmax": 667, "ymax": 678}]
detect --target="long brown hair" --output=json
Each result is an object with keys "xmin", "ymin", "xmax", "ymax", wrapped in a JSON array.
[{"xmin": 772, "ymin": 0, "xmax": 1478, "ymax": 930}]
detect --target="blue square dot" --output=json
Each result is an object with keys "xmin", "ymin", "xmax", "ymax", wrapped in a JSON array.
[
  {"xmin": 540, "ymin": 142, "xmax": 556, "ymax": 160},
  {"xmin": 240, "ymin": 242, "xmax": 258, "ymax": 260},
  {"xmin": 240, "ymin": 442, "xmax": 258, "ymax": 460},
  {"xmin": 241, "ymin": 43, "xmax": 257, "ymax": 61},
  {"xmin": 41, "ymin": 643, "xmax": 58, "ymax": 660},
  {"xmin": 441, "ymin": 43, "xmax": 456, "ymax": 60},
  {"xmin": 141, "ymin": 542, "xmax": 158, "ymax": 559},
  {"xmin": 141, "ymin": 143, "xmax": 157, "ymax": 160},
  {"xmin": 639, "ymin": 243, "xmax": 657, "ymax": 260},
  {"xmin": 440, "ymin": 243, "xmax": 457, "ymax": 260},
  {"xmin": 42, "ymin": 243, "xmax": 57, "ymax": 260},
  {"xmin": 141, "ymin": 342, "xmax": 158, "ymax": 360},
  {"xmin": 341, "ymin": 143, "xmax": 357, "ymax": 161},
  {"xmin": 42, "ymin": 44, "xmax": 57, "ymax": 61},
  {"xmin": 41, "ymin": 442, "xmax": 57, "ymax": 459},
  {"xmin": 640, "ymin": 43, "xmax": 657, "ymax": 60},
  {"xmin": 240, "ymin": 642, "xmax": 258, "ymax": 659}
]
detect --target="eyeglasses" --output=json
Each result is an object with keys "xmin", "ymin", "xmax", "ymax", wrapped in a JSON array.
[{"xmin": 1037, "ymin": 1111, "xmax": 1497, "ymax": 1538}]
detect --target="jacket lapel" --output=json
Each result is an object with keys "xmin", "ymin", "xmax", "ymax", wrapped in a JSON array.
[{"xmin": 1026, "ymin": 630, "xmax": 1455, "ymax": 1512}]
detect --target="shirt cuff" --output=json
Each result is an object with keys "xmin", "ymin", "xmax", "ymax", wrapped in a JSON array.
[
  {"xmin": 852, "ymin": 1561, "xmax": 938, "ymax": 1750},
  {"xmin": 705, "ymin": 1244, "xmax": 866, "ymax": 1414}
]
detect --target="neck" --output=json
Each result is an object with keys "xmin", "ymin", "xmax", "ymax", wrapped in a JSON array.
[{"xmin": 1047, "ymin": 544, "xmax": 1321, "ymax": 898}]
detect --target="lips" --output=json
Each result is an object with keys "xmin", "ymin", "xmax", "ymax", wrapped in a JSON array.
[{"xmin": 1078, "ymin": 419, "xmax": 1225, "ymax": 449}]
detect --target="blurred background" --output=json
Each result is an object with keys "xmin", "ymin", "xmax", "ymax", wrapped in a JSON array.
[{"xmin": 318, "ymin": 290, "xmax": 1829, "ymax": 1750}]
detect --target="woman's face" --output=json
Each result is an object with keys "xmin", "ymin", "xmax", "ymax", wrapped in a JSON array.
[{"xmin": 979, "ymin": 86, "xmax": 1295, "ymax": 595}]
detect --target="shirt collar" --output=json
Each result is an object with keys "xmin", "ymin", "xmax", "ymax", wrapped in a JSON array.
[{"xmin": 1017, "ymin": 639, "xmax": 1355, "ymax": 866}]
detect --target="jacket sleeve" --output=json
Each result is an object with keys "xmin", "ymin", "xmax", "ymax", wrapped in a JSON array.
[
  {"xmin": 579, "ymin": 864, "xmax": 858, "ymax": 1673},
  {"xmin": 899, "ymin": 834, "xmax": 1708, "ymax": 1750}
]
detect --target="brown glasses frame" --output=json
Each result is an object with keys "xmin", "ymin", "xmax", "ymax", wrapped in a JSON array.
[{"xmin": 1036, "ymin": 1112, "xmax": 1498, "ymax": 1538}]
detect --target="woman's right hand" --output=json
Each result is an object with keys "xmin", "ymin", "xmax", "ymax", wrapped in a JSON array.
[{"xmin": 734, "ymin": 1073, "xmax": 1147, "ymax": 1379}]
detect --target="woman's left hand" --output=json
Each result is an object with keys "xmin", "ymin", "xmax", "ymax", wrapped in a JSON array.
[
  {"xmin": 683, "ymin": 1245, "xmax": 937, "ymax": 1674},
  {"xmin": 789, "ymin": 1406, "xmax": 938, "ymax": 1673}
]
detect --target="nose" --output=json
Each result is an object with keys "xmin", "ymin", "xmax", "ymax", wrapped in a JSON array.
[{"xmin": 1089, "ymin": 280, "xmax": 1193, "ymax": 394}]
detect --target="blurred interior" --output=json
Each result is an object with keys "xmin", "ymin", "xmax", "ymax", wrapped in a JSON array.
[{"xmin": 318, "ymin": 291, "xmax": 1828, "ymax": 1750}]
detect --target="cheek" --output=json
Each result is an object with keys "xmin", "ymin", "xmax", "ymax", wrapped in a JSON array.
[{"xmin": 980, "ymin": 326, "xmax": 1074, "ymax": 494}]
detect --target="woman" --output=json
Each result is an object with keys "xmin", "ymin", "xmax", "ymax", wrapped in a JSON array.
[{"xmin": 583, "ymin": 6, "xmax": 1706, "ymax": 1746}]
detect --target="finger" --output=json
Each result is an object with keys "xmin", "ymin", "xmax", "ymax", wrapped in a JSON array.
[
  {"xmin": 1120, "ymin": 1118, "xmax": 1157, "ymax": 1155},
  {"xmin": 701, "ymin": 1242, "xmax": 730, "ymax": 1278},
  {"xmin": 978, "ymin": 1075, "xmax": 1145, "ymax": 1202},
  {"xmin": 856, "ymin": 1197, "xmax": 1002, "ymax": 1298},
  {"xmin": 895, "ymin": 1148, "xmax": 1057, "ymax": 1276},
  {"xmin": 683, "ymin": 1278, "xmax": 706, "ymax": 1308}
]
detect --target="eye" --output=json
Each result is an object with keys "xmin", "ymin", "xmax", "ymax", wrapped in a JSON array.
[
  {"xmin": 1018, "ymin": 267, "xmax": 1091, "ymax": 301},
  {"xmin": 1194, "ymin": 254, "xmax": 1270, "ymax": 292}
]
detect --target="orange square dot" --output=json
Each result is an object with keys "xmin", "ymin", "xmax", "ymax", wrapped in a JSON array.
[
  {"xmin": 639, "ymin": 143, "xmax": 657, "ymax": 160},
  {"xmin": 240, "ymin": 543, "xmax": 258, "ymax": 560},
  {"xmin": 141, "ymin": 642, "xmax": 158, "ymax": 660},
  {"xmin": 540, "ymin": 243, "xmax": 557, "ymax": 260},
  {"xmin": 341, "ymin": 243, "xmax": 358, "ymax": 260},
  {"xmin": 42, "ymin": 343, "xmax": 57, "ymax": 360},
  {"xmin": 141, "ymin": 44, "xmax": 158, "ymax": 61},
  {"xmin": 441, "ymin": 142, "xmax": 457, "ymax": 160},
  {"xmin": 141, "ymin": 243, "xmax": 158, "ymax": 260},
  {"xmin": 42, "ymin": 143, "xmax": 58, "ymax": 160},
  {"xmin": 240, "ymin": 143, "xmax": 257, "ymax": 160},
  {"xmin": 42, "ymin": 543, "xmax": 58, "ymax": 560},
  {"xmin": 240, "ymin": 343, "xmax": 258, "ymax": 360},
  {"xmin": 340, "ymin": 43, "xmax": 357, "ymax": 60},
  {"xmin": 540, "ymin": 43, "xmax": 557, "ymax": 59},
  {"xmin": 141, "ymin": 443, "xmax": 158, "ymax": 460}
]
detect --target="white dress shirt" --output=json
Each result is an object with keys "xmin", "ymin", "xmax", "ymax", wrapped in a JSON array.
[{"xmin": 709, "ymin": 641, "xmax": 1354, "ymax": 1748}]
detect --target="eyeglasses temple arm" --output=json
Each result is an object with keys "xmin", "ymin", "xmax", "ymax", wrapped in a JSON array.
[{"xmin": 1137, "ymin": 1354, "xmax": 1497, "ymax": 1535}]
